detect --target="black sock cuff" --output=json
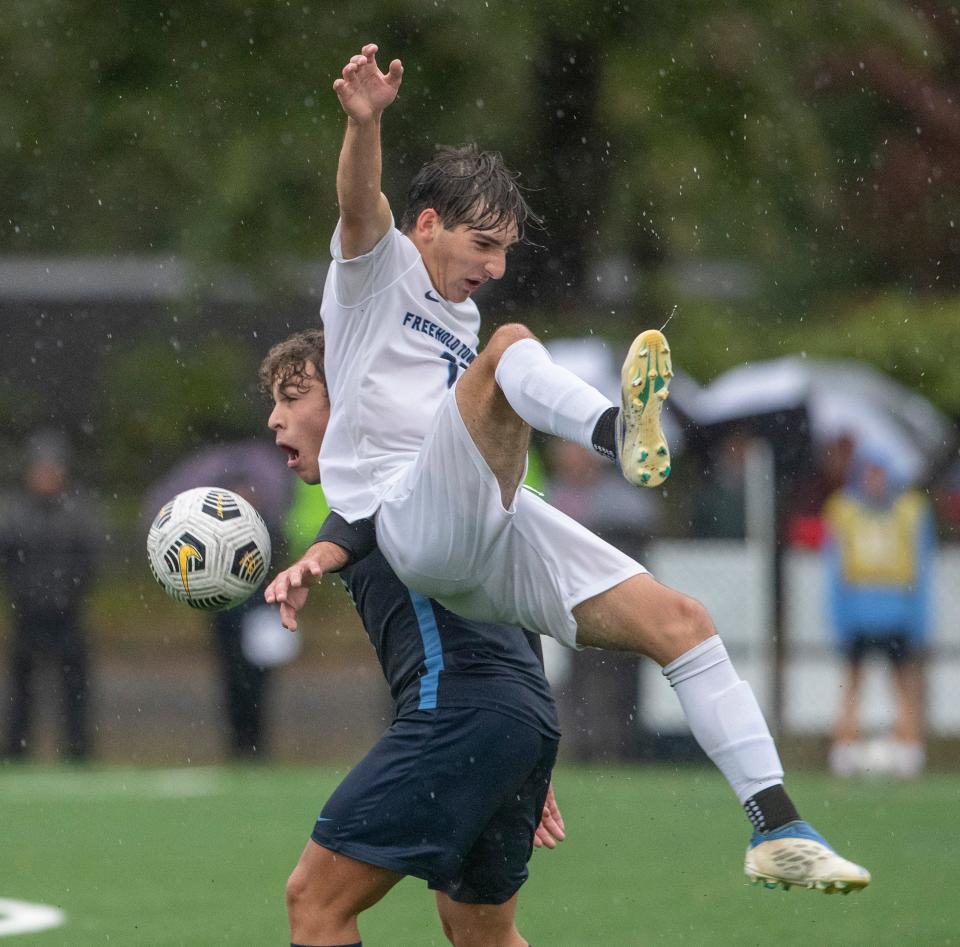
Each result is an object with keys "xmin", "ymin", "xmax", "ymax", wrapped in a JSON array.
[
  {"xmin": 591, "ymin": 406, "xmax": 619, "ymax": 460},
  {"xmin": 290, "ymin": 942, "xmax": 361, "ymax": 946},
  {"xmin": 744, "ymin": 784, "xmax": 800, "ymax": 832}
]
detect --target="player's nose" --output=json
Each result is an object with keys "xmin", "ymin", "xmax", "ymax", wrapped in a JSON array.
[
  {"xmin": 485, "ymin": 252, "xmax": 506, "ymax": 280},
  {"xmin": 267, "ymin": 405, "xmax": 283, "ymax": 430}
]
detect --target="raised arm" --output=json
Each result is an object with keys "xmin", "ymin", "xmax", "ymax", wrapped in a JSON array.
[{"xmin": 333, "ymin": 43, "xmax": 404, "ymax": 258}]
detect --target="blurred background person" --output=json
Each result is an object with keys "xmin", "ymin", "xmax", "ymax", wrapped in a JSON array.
[
  {"xmin": 209, "ymin": 481, "xmax": 299, "ymax": 761},
  {"xmin": 210, "ymin": 592, "xmax": 298, "ymax": 761},
  {"xmin": 547, "ymin": 437, "xmax": 661, "ymax": 762},
  {"xmin": 0, "ymin": 430, "xmax": 99, "ymax": 762},
  {"xmin": 547, "ymin": 439, "xmax": 662, "ymax": 551},
  {"xmin": 787, "ymin": 432, "xmax": 857, "ymax": 550},
  {"xmin": 210, "ymin": 594, "xmax": 271, "ymax": 761},
  {"xmin": 932, "ymin": 458, "xmax": 960, "ymax": 540},
  {"xmin": 690, "ymin": 428, "xmax": 750, "ymax": 540},
  {"xmin": 822, "ymin": 446, "xmax": 937, "ymax": 778},
  {"xmin": 543, "ymin": 338, "xmax": 664, "ymax": 762}
]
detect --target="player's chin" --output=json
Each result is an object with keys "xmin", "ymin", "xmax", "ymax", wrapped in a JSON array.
[
  {"xmin": 452, "ymin": 282, "xmax": 480, "ymax": 301},
  {"xmin": 290, "ymin": 458, "xmax": 320, "ymax": 484}
]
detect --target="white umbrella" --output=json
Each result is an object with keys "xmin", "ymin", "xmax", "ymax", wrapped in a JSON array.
[{"xmin": 687, "ymin": 356, "xmax": 955, "ymax": 484}]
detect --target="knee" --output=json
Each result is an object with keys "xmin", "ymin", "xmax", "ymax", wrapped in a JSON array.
[
  {"xmin": 285, "ymin": 866, "xmax": 311, "ymax": 921},
  {"xmin": 677, "ymin": 594, "xmax": 714, "ymax": 638},
  {"xmin": 485, "ymin": 323, "xmax": 537, "ymax": 363},
  {"xmin": 286, "ymin": 864, "xmax": 329, "ymax": 925},
  {"xmin": 463, "ymin": 322, "xmax": 538, "ymax": 402},
  {"xmin": 660, "ymin": 593, "xmax": 715, "ymax": 659}
]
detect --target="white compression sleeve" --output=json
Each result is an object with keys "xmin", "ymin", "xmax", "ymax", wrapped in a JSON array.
[
  {"xmin": 663, "ymin": 636, "xmax": 784, "ymax": 804},
  {"xmin": 494, "ymin": 338, "xmax": 613, "ymax": 450}
]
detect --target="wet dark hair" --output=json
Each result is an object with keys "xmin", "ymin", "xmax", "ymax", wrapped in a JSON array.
[
  {"xmin": 258, "ymin": 328, "xmax": 326, "ymax": 395},
  {"xmin": 399, "ymin": 144, "xmax": 542, "ymax": 242}
]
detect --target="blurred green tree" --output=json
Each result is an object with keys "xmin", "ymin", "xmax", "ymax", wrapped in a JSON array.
[
  {"xmin": 3, "ymin": 0, "xmax": 960, "ymax": 413},
  {"xmin": 97, "ymin": 332, "xmax": 261, "ymax": 490}
]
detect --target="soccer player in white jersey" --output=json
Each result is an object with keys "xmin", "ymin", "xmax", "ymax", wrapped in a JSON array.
[{"xmin": 267, "ymin": 43, "xmax": 870, "ymax": 898}]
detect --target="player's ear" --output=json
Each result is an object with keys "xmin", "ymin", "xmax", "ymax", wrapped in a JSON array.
[{"xmin": 414, "ymin": 208, "xmax": 440, "ymax": 242}]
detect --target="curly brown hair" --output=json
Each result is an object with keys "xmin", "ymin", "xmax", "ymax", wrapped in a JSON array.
[{"xmin": 258, "ymin": 328, "xmax": 326, "ymax": 396}]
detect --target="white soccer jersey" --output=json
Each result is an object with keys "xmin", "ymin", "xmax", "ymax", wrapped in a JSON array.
[{"xmin": 320, "ymin": 219, "xmax": 482, "ymax": 521}]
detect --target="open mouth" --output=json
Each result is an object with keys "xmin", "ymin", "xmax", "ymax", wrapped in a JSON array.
[
  {"xmin": 280, "ymin": 444, "xmax": 300, "ymax": 467},
  {"xmin": 465, "ymin": 278, "xmax": 484, "ymax": 293}
]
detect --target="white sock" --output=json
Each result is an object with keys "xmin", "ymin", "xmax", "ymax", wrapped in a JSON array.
[
  {"xmin": 892, "ymin": 740, "xmax": 925, "ymax": 778},
  {"xmin": 663, "ymin": 636, "xmax": 784, "ymax": 804},
  {"xmin": 828, "ymin": 741, "xmax": 861, "ymax": 778},
  {"xmin": 494, "ymin": 338, "xmax": 613, "ymax": 450}
]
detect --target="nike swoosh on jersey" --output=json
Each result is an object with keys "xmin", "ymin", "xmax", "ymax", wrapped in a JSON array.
[{"xmin": 425, "ymin": 290, "xmax": 440, "ymax": 302}]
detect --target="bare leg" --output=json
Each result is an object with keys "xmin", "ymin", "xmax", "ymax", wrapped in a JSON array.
[
  {"xmin": 456, "ymin": 322, "xmax": 613, "ymax": 507},
  {"xmin": 574, "ymin": 574, "xmax": 785, "ymax": 806},
  {"xmin": 833, "ymin": 661, "xmax": 864, "ymax": 745},
  {"xmin": 572, "ymin": 573, "xmax": 715, "ymax": 666},
  {"xmin": 455, "ymin": 324, "xmax": 535, "ymax": 507},
  {"xmin": 286, "ymin": 840, "xmax": 402, "ymax": 945},
  {"xmin": 435, "ymin": 891, "xmax": 526, "ymax": 947},
  {"xmin": 891, "ymin": 659, "xmax": 924, "ymax": 745}
]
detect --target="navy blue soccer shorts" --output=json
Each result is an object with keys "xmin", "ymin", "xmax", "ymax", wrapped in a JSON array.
[
  {"xmin": 310, "ymin": 707, "xmax": 559, "ymax": 904},
  {"xmin": 845, "ymin": 629, "xmax": 919, "ymax": 666}
]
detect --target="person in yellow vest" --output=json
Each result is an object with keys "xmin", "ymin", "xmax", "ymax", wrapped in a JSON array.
[{"xmin": 823, "ymin": 447, "xmax": 937, "ymax": 778}]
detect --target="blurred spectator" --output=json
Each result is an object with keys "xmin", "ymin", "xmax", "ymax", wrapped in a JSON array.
[
  {"xmin": 211, "ymin": 595, "xmax": 269, "ymax": 760},
  {"xmin": 931, "ymin": 459, "xmax": 960, "ymax": 539},
  {"xmin": 547, "ymin": 439, "xmax": 660, "ymax": 762},
  {"xmin": 690, "ymin": 429, "xmax": 750, "ymax": 539},
  {"xmin": 822, "ymin": 447, "xmax": 936, "ymax": 778},
  {"xmin": 548, "ymin": 440, "xmax": 661, "ymax": 551},
  {"xmin": 210, "ymin": 483, "xmax": 298, "ymax": 760},
  {"xmin": 787, "ymin": 433, "xmax": 856, "ymax": 549},
  {"xmin": 0, "ymin": 430, "xmax": 98, "ymax": 761}
]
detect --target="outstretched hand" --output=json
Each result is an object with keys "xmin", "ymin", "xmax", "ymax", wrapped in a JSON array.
[
  {"xmin": 264, "ymin": 541, "xmax": 349, "ymax": 632},
  {"xmin": 533, "ymin": 783, "xmax": 566, "ymax": 850},
  {"xmin": 333, "ymin": 43, "xmax": 403, "ymax": 124}
]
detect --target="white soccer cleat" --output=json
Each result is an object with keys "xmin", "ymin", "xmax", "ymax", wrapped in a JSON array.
[
  {"xmin": 616, "ymin": 328, "xmax": 673, "ymax": 488},
  {"xmin": 744, "ymin": 820, "xmax": 871, "ymax": 894}
]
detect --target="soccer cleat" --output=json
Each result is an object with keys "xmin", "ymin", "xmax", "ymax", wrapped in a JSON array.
[
  {"xmin": 744, "ymin": 820, "xmax": 871, "ymax": 894},
  {"xmin": 616, "ymin": 329, "xmax": 673, "ymax": 487}
]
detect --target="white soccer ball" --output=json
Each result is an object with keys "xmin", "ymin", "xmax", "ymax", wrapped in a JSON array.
[{"xmin": 146, "ymin": 487, "xmax": 272, "ymax": 611}]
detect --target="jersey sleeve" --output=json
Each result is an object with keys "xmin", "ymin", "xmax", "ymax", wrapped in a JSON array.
[
  {"xmin": 328, "ymin": 217, "xmax": 418, "ymax": 309},
  {"xmin": 315, "ymin": 512, "xmax": 377, "ymax": 567}
]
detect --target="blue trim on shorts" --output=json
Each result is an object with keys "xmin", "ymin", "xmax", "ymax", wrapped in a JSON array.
[{"xmin": 409, "ymin": 591, "xmax": 444, "ymax": 710}]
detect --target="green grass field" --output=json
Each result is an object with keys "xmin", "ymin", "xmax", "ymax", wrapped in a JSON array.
[{"xmin": 3, "ymin": 763, "xmax": 957, "ymax": 945}]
